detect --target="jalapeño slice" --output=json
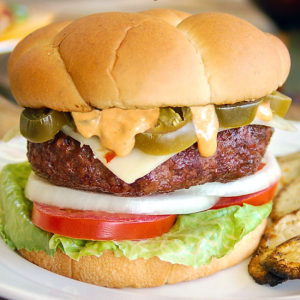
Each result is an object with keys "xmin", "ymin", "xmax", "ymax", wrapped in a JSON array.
[
  {"xmin": 215, "ymin": 99, "xmax": 262, "ymax": 129},
  {"xmin": 135, "ymin": 107, "xmax": 197, "ymax": 155},
  {"xmin": 20, "ymin": 108, "xmax": 68, "ymax": 143},
  {"xmin": 263, "ymin": 91, "xmax": 292, "ymax": 117}
]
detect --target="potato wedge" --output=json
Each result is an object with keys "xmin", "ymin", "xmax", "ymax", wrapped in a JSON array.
[
  {"xmin": 249, "ymin": 209, "xmax": 300, "ymax": 286},
  {"xmin": 271, "ymin": 177, "xmax": 300, "ymax": 221},
  {"xmin": 276, "ymin": 151, "xmax": 300, "ymax": 192},
  {"xmin": 248, "ymin": 246, "xmax": 287, "ymax": 286},
  {"xmin": 262, "ymin": 236, "xmax": 300, "ymax": 280}
]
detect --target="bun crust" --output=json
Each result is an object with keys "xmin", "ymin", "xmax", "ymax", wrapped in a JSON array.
[
  {"xmin": 7, "ymin": 21, "xmax": 72, "ymax": 78},
  {"xmin": 19, "ymin": 219, "xmax": 266, "ymax": 288},
  {"xmin": 177, "ymin": 13, "xmax": 289, "ymax": 104},
  {"xmin": 265, "ymin": 32, "xmax": 291, "ymax": 86},
  {"xmin": 9, "ymin": 11, "xmax": 290, "ymax": 111},
  {"xmin": 140, "ymin": 8, "xmax": 191, "ymax": 26}
]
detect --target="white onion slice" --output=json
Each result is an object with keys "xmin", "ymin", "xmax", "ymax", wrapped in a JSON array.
[
  {"xmin": 219, "ymin": 115, "xmax": 297, "ymax": 132},
  {"xmin": 251, "ymin": 115, "xmax": 297, "ymax": 132},
  {"xmin": 192, "ymin": 151, "xmax": 281, "ymax": 197},
  {"xmin": 25, "ymin": 152, "xmax": 280, "ymax": 215},
  {"xmin": 25, "ymin": 174, "xmax": 219, "ymax": 215}
]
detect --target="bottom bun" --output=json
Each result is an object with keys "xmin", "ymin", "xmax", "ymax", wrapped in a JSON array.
[{"xmin": 19, "ymin": 219, "xmax": 267, "ymax": 288}]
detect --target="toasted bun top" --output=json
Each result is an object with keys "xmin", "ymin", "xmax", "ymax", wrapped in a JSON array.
[{"xmin": 8, "ymin": 11, "xmax": 290, "ymax": 111}]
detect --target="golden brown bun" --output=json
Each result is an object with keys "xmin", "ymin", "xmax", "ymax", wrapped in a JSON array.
[
  {"xmin": 7, "ymin": 21, "xmax": 72, "ymax": 78},
  {"xmin": 8, "ymin": 21, "xmax": 92, "ymax": 112},
  {"xmin": 265, "ymin": 32, "xmax": 291, "ymax": 87},
  {"xmin": 9, "ymin": 11, "xmax": 290, "ymax": 111},
  {"xmin": 177, "ymin": 13, "xmax": 289, "ymax": 104},
  {"xmin": 19, "ymin": 219, "xmax": 266, "ymax": 288},
  {"xmin": 140, "ymin": 8, "xmax": 191, "ymax": 26}
]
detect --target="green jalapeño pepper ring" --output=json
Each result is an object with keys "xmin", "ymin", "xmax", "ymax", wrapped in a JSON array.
[
  {"xmin": 20, "ymin": 108, "xmax": 69, "ymax": 143},
  {"xmin": 135, "ymin": 107, "xmax": 197, "ymax": 156},
  {"xmin": 215, "ymin": 100, "xmax": 262, "ymax": 129},
  {"xmin": 263, "ymin": 91, "xmax": 292, "ymax": 117},
  {"xmin": 20, "ymin": 91, "xmax": 291, "ymax": 152}
]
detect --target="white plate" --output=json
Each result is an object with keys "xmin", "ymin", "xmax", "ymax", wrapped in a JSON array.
[
  {"xmin": 268, "ymin": 122, "xmax": 300, "ymax": 157},
  {"xmin": 1, "ymin": 123, "xmax": 300, "ymax": 300}
]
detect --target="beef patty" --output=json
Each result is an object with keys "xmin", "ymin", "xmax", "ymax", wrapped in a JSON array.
[{"xmin": 27, "ymin": 125, "xmax": 273, "ymax": 196}]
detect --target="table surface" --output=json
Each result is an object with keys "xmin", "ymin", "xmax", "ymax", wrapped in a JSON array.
[{"xmin": 0, "ymin": 96, "xmax": 299, "ymax": 140}]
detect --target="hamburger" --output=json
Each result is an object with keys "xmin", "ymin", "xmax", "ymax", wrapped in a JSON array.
[{"xmin": 0, "ymin": 9, "xmax": 293, "ymax": 288}]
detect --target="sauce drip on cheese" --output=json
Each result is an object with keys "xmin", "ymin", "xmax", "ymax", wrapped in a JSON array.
[
  {"xmin": 72, "ymin": 98, "xmax": 273, "ymax": 159},
  {"xmin": 72, "ymin": 108, "xmax": 159, "ymax": 157},
  {"xmin": 190, "ymin": 105, "xmax": 219, "ymax": 157},
  {"xmin": 72, "ymin": 110, "xmax": 101, "ymax": 138},
  {"xmin": 256, "ymin": 100, "xmax": 273, "ymax": 121}
]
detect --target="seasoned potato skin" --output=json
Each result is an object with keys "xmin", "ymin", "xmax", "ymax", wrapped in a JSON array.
[
  {"xmin": 262, "ymin": 236, "xmax": 300, "ymax": 280},
  {"xmin": 249, "ymin": 209, "xmax": 300, "ymax": 286}
]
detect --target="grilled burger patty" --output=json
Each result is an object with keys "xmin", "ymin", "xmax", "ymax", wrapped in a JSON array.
[{"xmin": 27, "ymin": 125, "xmax": 273, "ymax": 196}]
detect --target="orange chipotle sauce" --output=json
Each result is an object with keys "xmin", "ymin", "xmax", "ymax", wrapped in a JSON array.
[
  {"xmin": 72, "ymin": 108, "xmax": 159, "ymax": 157},
  {"xmin": 72, "ymin": 100, "xmax": 272, "ymax": 159},
  {"xmin": 72, "ymin": 110, "xmax": 101, "ymax": 138},
  {"xmin": 256, "ymin": 100, "xmax": 273, "ymax": 121},
  {"xmin": 190, "ymin": 105, "xmax": 219, "ymax": 157}
]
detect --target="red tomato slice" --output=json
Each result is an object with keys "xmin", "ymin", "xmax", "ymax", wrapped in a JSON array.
[
  {"xmin": 32, "ymin": 203, "xmax": 177, "ymax": 241},
  {"xmin": 210, "ymin": 181, "xmax": 278, "ymax": 210}
]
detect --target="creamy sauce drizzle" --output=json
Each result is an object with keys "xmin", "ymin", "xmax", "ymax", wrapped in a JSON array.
[
  {"xmin": 72, "ymin": 110, "xmax": 101, "ymax": 138},
  {"xmin": 190, "ymin": 105, "xmax": 219, "ymax": 157},
  {"xmin": 256, "ymin": 100, "xmax": 273, "ymax": 121},
  {"xmin": 72, "ymin": 99, "xmax": 272, "ymax": 159},
  {"xmin": 72, "ymin": 108, "xmax": 159, "ymax": 157}
]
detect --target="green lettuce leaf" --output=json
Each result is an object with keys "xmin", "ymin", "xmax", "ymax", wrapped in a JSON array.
[
  {"xmin": 0, "ymin": 162, "xmax": 54, "ymax": 256},
  {"xmin": 51, "ymin": 202, "xmax": 271, "ymax": 267},
  {"xmin": 0, "ymin": 162, "xmax": 272, "ymax": 267}
]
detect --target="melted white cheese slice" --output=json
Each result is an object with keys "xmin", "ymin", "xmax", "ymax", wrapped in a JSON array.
[
  {"xmin": 61, "ymin": 114, "xmax": 294, "ymax": 184},
  {"xmin": 61, "ymin": 126, "xmax": 174, "ymax": 184},
  {"xmin": 25, "ymin": 152, "xmax": 280, "ymax": 215}
]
